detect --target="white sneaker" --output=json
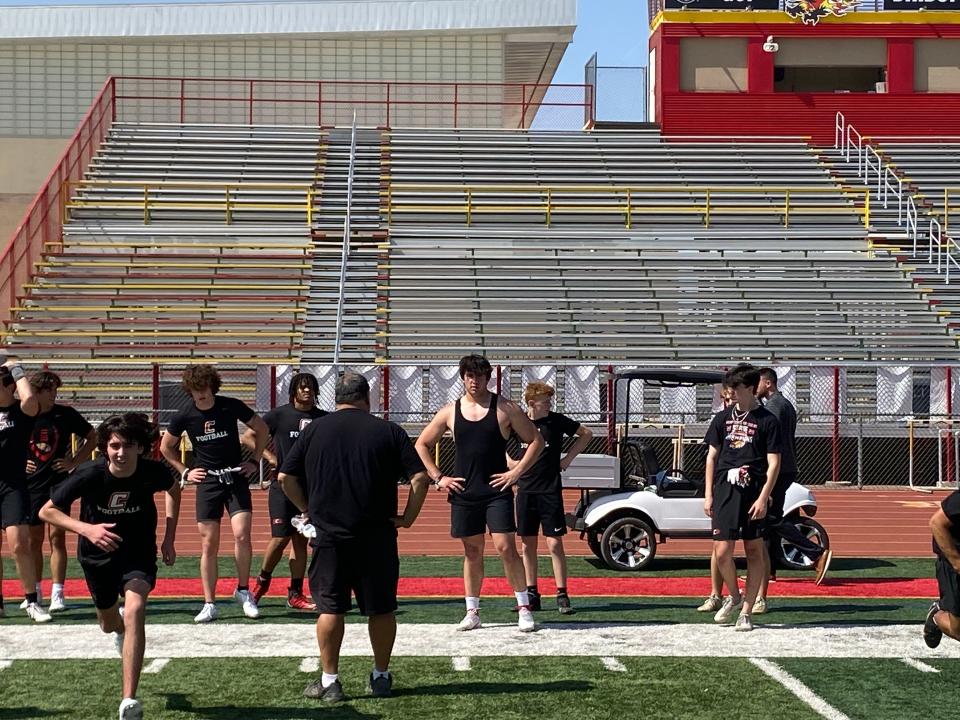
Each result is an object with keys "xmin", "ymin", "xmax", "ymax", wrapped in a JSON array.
[
  {"xmin": 25, "ymin": 602, "xmax": 52, "ymax": 623},
  {"xmin": 49, "ymin": 590, "xmax": 67, "ymax": 613},
  {"xmin": 713, "ymin": 596, "xmax": 743, "ymax": 625},
  {"xmin": 234, "ymin": 589, "xmax": 260, "ymax": 619},
  {"xmin": 753, "ymin": 597, "xmax": 767, "ymax": 615},
  {"xmin": 456, "ymin": 609, "xmax": 481, "ymax": 631},
  {"xmin": 118, "ymin": 697, "xmax": 143, "ymax": 720},
  {"xmin": 194, "ymin": 603, "xmax": 219, "ymax": 624},
  {"xmin": 114, "ymin": 607, "xmax": 125, "ymax": 655},
  {"xmin": 517, "ymin": 605, "xmax": 537, "ymax": 633},
  {"xmin": 734, "ymin": 613, "xmax": 754, "ymax": 632},
  {"xmin": 697, "ymin": 594, "xmax": 722, "ymax": 612}
]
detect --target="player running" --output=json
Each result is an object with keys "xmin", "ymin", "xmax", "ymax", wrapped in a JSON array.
[
  {"xmin": 415, "ymin": 355, "xmax": 544, "ymax": 633},
  {"xmin": 160, "ymin": 364, "xmax": 269, "ymax": 623},
  {"xmin": 39, "ymin": 413, "xmax": 181, "ymax": 720},
  {"xmin": 246, "ymin": 372, "xmax": 327, "ymax": 611}
]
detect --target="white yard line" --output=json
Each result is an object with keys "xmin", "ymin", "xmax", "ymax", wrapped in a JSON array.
[
  {"xmin": 749, "ymin": 658, "xmax": 852, "ymax": 720},
  {"xmin": 900, "ymin": 657, "xmax": 941, "ymax": 673},
  {"xmin": 142, "ymin": 658, "xmax": 169, "ymax": 674},
  {"xmin": 2, "ymin": 623, "xmax": 959, "ymax": 660},
  {"xmin": 600, "ymin": 657, "xmax": 627, "ymax": 672},
  {"xmin": 298, "ymin": 657, "xmax": 320, "ymax": 673},
  {"xmin": 0, "ymin": 660, "xmax": 12, "ymax": 671},
  {"xmin": 452, "ymin": 656, "xmax": 471, "ymax": 671}
]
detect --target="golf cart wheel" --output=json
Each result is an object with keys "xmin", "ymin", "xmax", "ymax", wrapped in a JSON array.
[
  {"xmin": 600, "ymin": 516, "xmax": 657, "ymax": 571},
  {"xmin": 587, "ymin": 531, "xmax": 603, "ymax": 560},
  {"xmin": 775, "ymin": 517, "xmax": 830, "ymax": 571}
]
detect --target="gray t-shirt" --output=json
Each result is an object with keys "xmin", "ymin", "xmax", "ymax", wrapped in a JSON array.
[{"xmin": 763, "ymin": 391, "xmax": 797, "ymax": 475}]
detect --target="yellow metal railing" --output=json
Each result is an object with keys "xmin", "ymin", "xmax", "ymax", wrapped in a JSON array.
[
  {"xmin": 62, "ymin": 180, "xmax": 316, "ymax": 225},
  {"xmin": 384, "ymin": 184, "xmax": 870, "ymax": 229}
]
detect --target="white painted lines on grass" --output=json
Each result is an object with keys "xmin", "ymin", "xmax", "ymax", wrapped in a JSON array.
[
  {"xmin": 0, "ymin": 660, "xmax": 12, "ymax": 671},
  {"xmin": 452, "ymin": 656, "xmax": 471, "ymax": 671},
  {"xmin": 600, "ymin": 657, "xmax": 627, "ymax": 672},
  {"xmin": 299, "ymin": 657, "xmax": 320, "ymax": 673},
  {"xmin": 749, "ymin": 658, "xmax": 851, "ymax": 720},
  {"xmin": 142, "ymin": 658, "xmax": 169, "ymax": 674},
  {"xmin": 900, "ymin": 657, "xmax": 940, "ymax": 673}
]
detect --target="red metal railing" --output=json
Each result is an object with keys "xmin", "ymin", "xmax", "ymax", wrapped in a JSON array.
[
  {"xmin": 112, "ymin": 76, "xmax": 593, "ymax": 130},
  {"xmin": 0, "ymin": 76, "xmax": 116, "ymax": 328}
]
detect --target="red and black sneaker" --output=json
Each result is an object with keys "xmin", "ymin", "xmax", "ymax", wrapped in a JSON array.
[
  {"xmin": 253, "ymin": 576, "xmax": 271, "ymax": 603},
  {"xmin": 287, "ymin": 592, "xmax": 317, "ymax": 612}
]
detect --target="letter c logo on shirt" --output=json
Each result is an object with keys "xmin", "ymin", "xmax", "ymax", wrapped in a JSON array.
[
  {"xmin": 203, "ymin": 421, "xmax": 215, "ymax": 434},
  {"xmin": 108, "ymin": 492, "xmax": 130, "ymax": 510}
]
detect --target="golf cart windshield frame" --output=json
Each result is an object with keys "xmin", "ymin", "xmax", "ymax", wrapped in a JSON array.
[{"xmin": 615, "ymin": 369, "xmax": 725, "ymax": 439}]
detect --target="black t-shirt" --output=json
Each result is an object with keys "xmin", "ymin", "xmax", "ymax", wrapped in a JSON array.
[
  {"xmin": 166, "ymin": 396, "xmax": 255, "ymax": 470},
  {"xmin": 764, "ymin": 392, "xmax": 798, "ymax": 475},
  {"xmin": 934, "ymin": 491, "xmax": 960, "ymax": 557},
  {"xmin": 26, "ymin": 404, "xmax": 95, "ymax": 492},
  {"xmin": 279, "ymin": 408, "xmax": 426, "ymax": 540},
  {"xmin": 263, "ymin": 403, "xmax": 328, "ymax": 468},
  {"xmin": 519, "ymin": 412, "xmax": 581, "ymax": 494},
  {"xmin": 50, "ymin": 457, "xmax": 175, "ymax": 567},
  {"xmin": 704, "ymin": 404, "xmax": 782, "ymax": 486},
  {"xmin": 0, "ymin": 401, "xmax": 36, "ymax": 491}
]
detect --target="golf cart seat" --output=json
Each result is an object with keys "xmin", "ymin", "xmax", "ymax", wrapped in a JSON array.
[{"xmin": 634, "ymin": 442, "xmax": 704, "ymax": 499}]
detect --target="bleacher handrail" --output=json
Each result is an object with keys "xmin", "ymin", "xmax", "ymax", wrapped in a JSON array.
[
  {"xmin": 62, "ymin": 180, "xmax": 315, "ymax": 225},
  {"xmin": 385, "ymin": 183, "xmax": 868, "ymax": 229},
  {"xmin": 332, "ymin": 115, "xmax": 358, "ymax": 366},
  {"xmin": 0, "ymin": 76, "xmax": 116, "ymax": 327}
]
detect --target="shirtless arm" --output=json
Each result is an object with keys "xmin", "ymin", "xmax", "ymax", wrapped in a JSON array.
[{"xmin": 414, "ymin": 406, "xmax": 465, "ymax": 495}]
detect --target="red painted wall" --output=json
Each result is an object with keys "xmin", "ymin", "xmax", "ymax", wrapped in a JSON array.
[{"xmin": 652, "ymin": 20, "xmax": 960, "ymax": 139}]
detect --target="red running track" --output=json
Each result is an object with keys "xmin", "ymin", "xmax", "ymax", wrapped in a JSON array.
[{"xmin": 1, "ymin": 487, "xmax": 949, "ymax": 559}]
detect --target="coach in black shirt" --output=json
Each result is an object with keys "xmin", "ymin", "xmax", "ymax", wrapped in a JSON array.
[{"xmin": 279, "ymin": 372, "xmax": 429, "ymax": 703}]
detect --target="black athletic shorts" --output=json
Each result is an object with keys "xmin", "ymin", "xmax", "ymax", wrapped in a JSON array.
[
  {"xmin": 936, "ymin": 556, "xmax": 960, "ymax": 616},
  {"xmin": 308, "ymin": 527, "xmax": 399, "ymax": 616},
  {"xmin": 267, "ymin": 482, "xmax": 301, "ymax": 538},
  {"xmin": 711, "ymin": 477, "xmax": 765, "ymax": 542},
  {"xmin": 0, "ymin": 485, "xmax": 30, "ymax": 529},
  {"xmin": 195, "ymin": 477, "xmax": 253, "ymax": 522},
  {"xmin": 81, "ymin": 556, "xmax": 157, "ymax": 610},
  {"xmin": 516, "ymin": 491, "xmax": 567, "ymax": 537},
  {"xmin": 450, "ymin": 492, "xmax": 516, "ymax": 538}
]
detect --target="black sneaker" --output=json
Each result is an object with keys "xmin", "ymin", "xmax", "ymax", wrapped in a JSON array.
[
  {"xmin": 557, "ymin": 594, "xmax": 575, "ymax": 615},
  {"xmin": 528, "ymin": 590, "xmax": 542, "ymax": 612},
  {"xmin": 369, "ymin": 672, "xmax": 393, "ymax": 698},
  {"xmin": 924, "ymin": 601, "xmax": 943, "ymax": 649},
  {"xmin": 303, "ymin": 678, "xmax": 345, "ymax": 702}
]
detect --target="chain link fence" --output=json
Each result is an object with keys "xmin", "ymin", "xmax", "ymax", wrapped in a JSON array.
[
  {"xmin": 17, "ymin": 361, "xmax": 960, "ymax": 489},
  {"xmin": 584, "ymin": 53, "xmax": 648, "ymax": 126}
]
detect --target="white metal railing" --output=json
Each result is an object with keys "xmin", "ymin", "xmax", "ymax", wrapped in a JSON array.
[
  {"xmin": 928, "ymin": 217, "xmax": 960, "ymax": 285},
  {"xmin": 332, "ymin": 111, "xmax": 358, "ymax": 365}
]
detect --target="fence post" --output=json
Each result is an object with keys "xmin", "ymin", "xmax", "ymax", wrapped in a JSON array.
[
  {"xmin": 832, "ymin": 365, "xmax": 840, "ymax": 484},
  {"xmin": 269, "ymin": 364, "xmax": 277, "ymax": 410},
  {"xmin": 382, "ymin": 365, "xmax": 391, "ymax": 420},
  {"xmin": 110, "ymin": 76, "xmax": 117, "ymax": 123},
  {"xmin": 248, "ymin": 79, "xmax": 255, "ymax": 125},
  {"xmin": 948, "ymin": 366, "xmax": 955, "ymax": 488},
  {"xmin": 856, "ymin": 416, "xmax": 863, "ymax": 489},
  {"xmin": 496, "ymin": 365, "xmax": 503, "ymax": 396},
  {"xmin": 151, "ymin": 363, "xmax": 160, "ymax": 458},
  {"xmin": 606, "ymin": 364, "xmax": 614, "ymax": 455},
  {"xmin": 179, "ymin": 78, "xmax": 185, "ymax": 124},
  {"xmin": 453, "ymin": 83, "xmax": 459, "ymax": 128}
]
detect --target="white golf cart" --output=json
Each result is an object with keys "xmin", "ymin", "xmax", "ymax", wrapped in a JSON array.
[{"xmin": 563, "ymin": 369, "xmax": 829, "ymax": 572}]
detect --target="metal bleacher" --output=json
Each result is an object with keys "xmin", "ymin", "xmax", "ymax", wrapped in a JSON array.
[{"xmin": 369, "ymin": 129, "xmax": 958, "ymax": 363}]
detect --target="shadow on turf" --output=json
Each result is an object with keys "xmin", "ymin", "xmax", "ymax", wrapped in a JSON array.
[
  {"xmin": 0, "ymin": 710, "xmax": 67, "ymax": 719},
  {"xmin": 161, "ymin": 693, "xmax": 381, "ymax": 719},
  {"xmin": 390, "ymin": 680, "xmax": 593, "ymax": 698}
]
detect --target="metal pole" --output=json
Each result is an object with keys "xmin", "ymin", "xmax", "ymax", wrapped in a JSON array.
[
  {"xmin": 832, "ymin": 366, "xmax": 840, "ymax": 484},
  {"xmin": 332, "ymin": 111, "xmax": 358, "ymax": 365},
  {"xmin": 856, "ymin": 416, "xmax": 863, "ymax": 489},
  {"xmin": 948, "ymin": 366, "xmax": 955, "ymax": 487},
  {"xmin": 606, "ymin": 364, "xmax": 615, "ymax": 455},
  {"xmin": 382, "ymin": 365, "xmax": 391, "ymax": 421},
  {"xmin": 269, "ymin": 364, "xmax": 277, "ymax": 410}
]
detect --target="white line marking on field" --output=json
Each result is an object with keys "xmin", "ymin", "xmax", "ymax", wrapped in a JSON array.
[
  {"xmin": 0, "ymin": 660, "xmax": 11, "ymax": 671},
  {"xmin": 600, "ymin": 656, "xmax": 627, "ymax": 672},
  {"xmin": 142, "ymin": 658, "xmax": 169, "ymax": 674},
  {"xmin": 299, "ymin": 657, "xmax": 319, "ymax": 673},
  {"xmin": 452, "ymin": 656, "xmax": 471, "ymax": 671},
  {"xmin": 749, "ymin": 658, "xmax": 851, "ymax": 720},
  {"xmin": 901, "ymin": 657, "xmax": 940, "ymax": 673},
  {"xmin": 4, "ymin": 623, "xmax": 960, "ymax": 660}
]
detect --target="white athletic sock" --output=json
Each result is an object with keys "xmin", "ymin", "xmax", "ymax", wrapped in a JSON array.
[
  {"xmin": 372, "ymin": 668, "xmax": 390, "ymax": 680},
  {"xmin": 321, "ymin": 672, "xmax": 339, "ymax": 689},
  {"xmin": 465, "ymin": 596, "xmax": 480, "ymax": 611},
  {"xmin": 52, "ymin": 583, "xmax": 64, "ymax": 595},
  {"xmin": 515, "ymin": 591, "xmax": 530, "ymax": 607}
]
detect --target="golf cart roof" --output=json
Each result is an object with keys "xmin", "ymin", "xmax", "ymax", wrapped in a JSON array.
[{"xmin": 615, "ymin": 369, "xmax": 725, "ymax": 386}]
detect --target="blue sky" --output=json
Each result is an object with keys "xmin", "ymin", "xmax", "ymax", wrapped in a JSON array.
[{"xmin": 0, "ymin": 0, "xmax": 648, "ymax": 79}]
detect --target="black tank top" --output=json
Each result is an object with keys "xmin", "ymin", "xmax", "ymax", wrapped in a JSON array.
[{"xmin": 453, "ymin": 393, "xmax": 507, "ymax": 504}]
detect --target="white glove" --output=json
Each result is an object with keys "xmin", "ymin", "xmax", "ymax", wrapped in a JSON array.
[{"xmin": 291, "ymin": 513, "xmax": 317, "ymax": 539}]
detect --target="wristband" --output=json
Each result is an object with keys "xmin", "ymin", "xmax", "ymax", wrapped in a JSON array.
[
  {"xmin": 9, "ymin": 365, "xmax": 24, "ymax": 382},
  {"xmin": 434, "ymin": 476, "xmax": 444, "ymax": 491}
]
